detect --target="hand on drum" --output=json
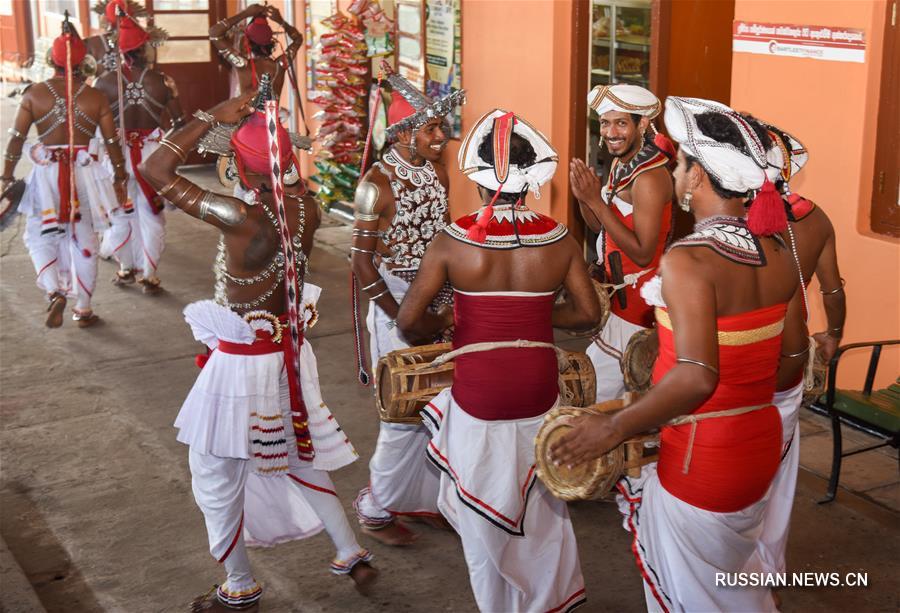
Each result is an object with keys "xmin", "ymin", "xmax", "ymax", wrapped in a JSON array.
[{"xmin": 549, "ymin": 412, "xmax": 623, "ymax": 469}]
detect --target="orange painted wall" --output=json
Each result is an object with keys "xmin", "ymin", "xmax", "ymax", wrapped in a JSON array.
[{"xmin": 731, "ymin": 0, "xmax": 899, "ymax": 387}]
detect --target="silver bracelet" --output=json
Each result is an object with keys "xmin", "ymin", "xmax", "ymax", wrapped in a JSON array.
[
  {"xmin": 361, "ymin": 278, "xmax": 386, "ymax": 291},
  {"xmin": 676, "ymin": 357, "xmax": 719, "ymax": 375},
  {"xmin": 7, "ymin": 127, "xmax": 23, "ymax": 139},
  {"xmin": 369, "ymin": 288, "xmax": 391, "ymax": 301},
  {"xmin": 103, "ymin": 133, "xmax": 119, "ymax": 145},
  {"xmin": 350, "ymin": 246, "xmax": 376, "ymax": 255},
  {"xmin": 193, "ymin": 109, "xmax": 218, "ymax": 129},
  {"xmin": 819, "ymin": 278, "xmax": 846, "ymax": 295},
  {"xmin": 781, "ymin": 346, "xmax": 810, "ymax": 359}
]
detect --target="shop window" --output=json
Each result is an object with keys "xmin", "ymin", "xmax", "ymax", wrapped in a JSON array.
[{"xmin": 870, "ymin": 0, "xmax": 899, "ymax": 238}]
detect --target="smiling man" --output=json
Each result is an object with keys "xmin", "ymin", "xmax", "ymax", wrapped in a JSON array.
[
  {"xmin": 350, "ymin": 64, "xmax": 465, "ymax": 545},
  {"xmin": 570, "ymin": 84, "xmax": 673, "ymax": 404}
]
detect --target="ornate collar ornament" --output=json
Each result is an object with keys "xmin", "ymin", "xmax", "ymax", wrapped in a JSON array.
[
  {"xmin": 604, "ymin": 140, "xmax": 669, "ymax": 201},
  {"xmin": 382, "ymin": 147, "xmax": 435, "ymax": 187},
  {"xmin": 457, "ymin": 109, "xmax": 559, "ymax": 244},
  {"xmin": 381, "ymin": 60, "xmax": 466, "ymax": 141},
  {"xmin": 445, "ymin": 203, "xmax": 568, "ymax": 250},
  {"xmin": 672, "ymin": 215, "xmax": 765, "ymax": 267},
  {"xmin": 664, "ymin": 96, "xmax": 787, "ymax": 236}
]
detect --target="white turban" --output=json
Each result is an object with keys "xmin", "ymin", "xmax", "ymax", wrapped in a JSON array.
[
  {"xmin": 664, "ymin": 96, "xmax": 772, "ymax": 194},
  {"xmin": 458, "ymin": 108, "xmax": 558, "ymax": 197},
  {"xmin": 588, "ymin": 84, "xmax": 660, "ymax": 119}
]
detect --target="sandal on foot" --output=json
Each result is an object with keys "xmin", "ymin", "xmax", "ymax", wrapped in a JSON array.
[
  {"xmin": 140, "ymin": 277, "xmax": 162, "ymax": 295},
  {"xmin": 111, "ymin": 270, "xmax": 136, "ymax": 286},
  {"xmin": 72, "ymin": 310, "xmax": 100, "ymax": 328},
  {"xmin": 45, "ymin": 293, "xmax": 67, "ymax": 328}
]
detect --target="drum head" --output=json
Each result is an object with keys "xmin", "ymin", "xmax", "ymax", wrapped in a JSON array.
[
  {"xmin": 217, "ymin": 155, "xmax": 238, "ymax": 189},
  {"xmin": 591, "ymin": 279, "xmax": 612, "ymax": 332},
  {"xmin": 535, "ymin": 402, "xmax": 625, "ymax": 501},
  {"xmin": 622, "ymin": 328, "xmax": 659, "ymax": 392}
]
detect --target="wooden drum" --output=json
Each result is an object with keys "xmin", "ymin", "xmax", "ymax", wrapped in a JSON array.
[
  {"xmin": 622, "ymin": 328, "xmax": 659, "ymax": 393},
  {"xmin": 375, "ymin": 343, "xmax": 597, "ymax": 424},
  {"xmin": 375, "ymin": 342, "xmax": 455, "ymax": 424},
  {"xmin": 535, "ymin": 399, "xmax": 659, "ymax": 501}
]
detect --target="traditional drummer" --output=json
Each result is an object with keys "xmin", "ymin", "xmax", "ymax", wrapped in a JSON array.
[
  {"xmin": 570, "ymin": 84, "xmax": 673, "ymax": 403},
  {"xmin": 396, "ymin": 109, "xmax": 600, "ymax": 612},
  {"xmin": 350, "ymin": 63, "xmax": 465, "ymax": 545}
]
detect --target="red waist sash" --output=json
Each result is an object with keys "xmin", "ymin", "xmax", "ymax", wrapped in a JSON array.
[
  {"xmin": 48, "ymin": 147, "xmax": 88, "ymax": 225},
  {"xmin": 450, "ymin": 292, "xmax": 558, "ymax": 421},
  {"xmin": 653, "ymin": 303, "xmax": 785, "ymax": 512},
  {"xmin": 213, "ymin": 325, "xmax": 313, "ymax": 460},
  {"xmin": 125, "ymin": 129, "xmax": 163, "ymax": 214}
]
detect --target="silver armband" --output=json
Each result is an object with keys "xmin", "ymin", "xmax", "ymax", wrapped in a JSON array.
[
  {"xmin": 217, "ymin": 48, "xmax": 247, "ymax": 68},
  {"xmin": 353, "ymin": 181, "xmax": 379, "ymax": 222},
  {"xmin": 198, "ymin": 191, "xmax": 247, "ymax": 226},
  {"xmin": 103, "ymin": 132, "xmax": 119, "ymax": 145},
  {"xmin": 193, "ymin": 109, "xmax": 219, "ymax": 129},
  {"xmin": 7, "ymin": 128, "xmax": 24, "ymax": 140}
]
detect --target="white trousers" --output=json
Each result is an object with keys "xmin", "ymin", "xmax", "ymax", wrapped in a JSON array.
[
  {"xmin": 746, "ymin": 381, "xmax": 804, "ymax": 575},
  {"xmin": 356, "ymin": 266, "xmax": 441, "ymax": 525},
  {"xmin": 189, "ymin": 374, "xmax": 364, "ymax": 603},
  {"xmin": 586, "ymin": 313, "xmax": 646, "ymax": 403},
  {"xmin": 23, "ymin": 203, "xmax": 98, "ymax": 310},
  {"xmin": 100, "ymin": 139, "xmax": 166, "ymax": 277}
]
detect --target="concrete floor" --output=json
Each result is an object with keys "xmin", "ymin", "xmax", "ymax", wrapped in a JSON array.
[{"xmin": 0, "ymin": 94, "xmax": 897, "ymax": 613}]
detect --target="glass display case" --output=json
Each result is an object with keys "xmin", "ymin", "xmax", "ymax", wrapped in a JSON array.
[{"xmin": 586, "ymin": 0, "xmax": 652, "ymax": 172}]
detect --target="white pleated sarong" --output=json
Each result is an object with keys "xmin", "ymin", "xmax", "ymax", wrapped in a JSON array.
[
  {"xmin": 746, "ymin": 380, "xmax": 803, "ymax": 575},
  {"xmin": 356, "ymin": 264, "xmax": 441, "ymax": 525},
  {"xmin": 616, "ymin": 465, "xmax": 777, "ymax": 612},
  {"xmin": 423, "ymin": 389, "xmax": 586, "ymax": 613},
  {"xmin": 100, "ymin": 129, "xmax": 166, "ymax": 276},
  {"xmin": 586, "ymin": 312, "xmax": 647, "ymax": 403}
]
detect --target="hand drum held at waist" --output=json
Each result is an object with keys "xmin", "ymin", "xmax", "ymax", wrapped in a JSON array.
[
  {"xmin": 375, "ymin": 342, "xmax": 597, "ymax": 424},
  {"xmin": 535, "ymin": 399, "xmax": 660, "ymax": 501}
]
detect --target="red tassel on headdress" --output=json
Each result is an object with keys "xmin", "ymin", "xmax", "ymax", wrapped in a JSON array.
[
  {"xmin": 747, "ymin": 178, "xmax": 788, "ymax": 236},
  {"xmin": 654, "ymin": 133, "xmax": 676, "ymax": 161},
  {"xmin": 467, "ymin": 187, "xmax": 503, "ymax": 243}
]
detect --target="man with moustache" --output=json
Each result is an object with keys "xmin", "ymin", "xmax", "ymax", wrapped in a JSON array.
[
  {"xmin": 350, "ymin": 66, "xmax": 465, "ymax": 545},
  {"xmin": 570, "ymin": 84, "xmax": 673, "ymax": 404}
]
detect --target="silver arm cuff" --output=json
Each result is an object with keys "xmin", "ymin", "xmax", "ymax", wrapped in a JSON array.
[
  {"xmin": 7, "ymin": 127, "xmax": 24, "ymax": 139},
  {"xmin": 353, "ymin": 181, "xmax": 380, "ymax": 221},
  {"xmin": 103, "ymin": 132, "xmax": 120, "ymax": 145},
  {"xmin": 198, "ymin": 191, "xmax": 247, "ymax": 226},
  {"xmin": 217, "ymin": 48, "xmax": 247, "ymax": 68}
]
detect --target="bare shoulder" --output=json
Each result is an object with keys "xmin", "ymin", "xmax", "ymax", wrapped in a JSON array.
[
  {"xmin": 632, "ymin": 164, "xmax": 673, "ymax": 202},
  {"xmin": 660, "ymin": 244, "xmax": 707, "ymax": 279}
]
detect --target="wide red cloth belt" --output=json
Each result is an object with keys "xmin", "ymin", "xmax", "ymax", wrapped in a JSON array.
[
  {"xmin": 48, "ymin": 147, "xmax": 88, "ymax": 224},
  {"xmin": 451, "ymin": 292, "xmax": 558, "ymax": 420},
  {"xmin": 126, "ymin": 129, "xmax": 163, "ymax": 214},
  {"xmin": 212, "ymin": 327, "xmax": 314, "ymax": 461}
]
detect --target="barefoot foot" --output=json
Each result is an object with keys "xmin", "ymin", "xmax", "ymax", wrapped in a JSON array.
[
  {"xmin": 361, "ymin": 521, "xmax": 418, "ymax": 546},
  {"xmin": 348, "ymin": 561, "xmax": 379, "ymax": 594}
]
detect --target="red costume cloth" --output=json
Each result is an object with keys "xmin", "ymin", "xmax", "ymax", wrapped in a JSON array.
[
  {"xmin": 215, "ymin": 324, "xmax": 313, "ymax": 461},
  {"xmin": 105, "ymin": 0, "xmax": 129, "ymax": 23},
  {"xmin": 48, "ymin": 146, "xmax": 88, "ymax": 224},
  {"xmin": 387, "ymin": 91, "xmax": 416, "ymax": 127},
  {"xmin": 230, "ymin": 112, "xmax": 296, "ymax": 185},
  {"xmin": 125, "ymin": 129, "xmax": 163, "ymax": 213},
  {"xmin": 245, "ymin": 17, "xmax": 273, "ymax": 46},
  {"xmin": 653, "ymin": 303, "xmax": 786, "ymax": 513},
  {"xmin": 51, "ymin": 34, "xmax": 86, "ymax": 67},
  {"xmin": 118, "ymin": 18, "xmax": 149, "ymax": 52},
  {"xmin": 603, "ymin": 200, "xmax": 671, "ymax": 327},
  {"xmin": 450, "ymin": 291, "xmax": 558, "ymax": 421}
]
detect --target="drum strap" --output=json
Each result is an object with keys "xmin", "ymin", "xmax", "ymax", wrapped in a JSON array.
[
  {"xmin": 430, "ymin": 339, "xmax": 568, "ymax": 371},
  {"xmin": 667, "ymin": 403, "xmax": 770, "ymax": 474}
]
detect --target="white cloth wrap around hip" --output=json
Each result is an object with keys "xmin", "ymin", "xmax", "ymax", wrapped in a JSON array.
[
  {"xmin": 422, "ymin": 389, "xmax": 586, "ymax": 613},
  {"xmin": 174, "ymin": 296, "xmax": 358, "ymax": 473},
  {"xmin": 19, "ymin": 142, "xmax": 118, "ymax": 231},
  {"xmin": 616, "ymin": 464, "xmax": 777, "ymax": 612}
]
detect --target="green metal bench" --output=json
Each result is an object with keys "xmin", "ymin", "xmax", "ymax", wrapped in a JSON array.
[{"xmin": 812, "ymin": 340, "xmax": 900, "ymax": 504}]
